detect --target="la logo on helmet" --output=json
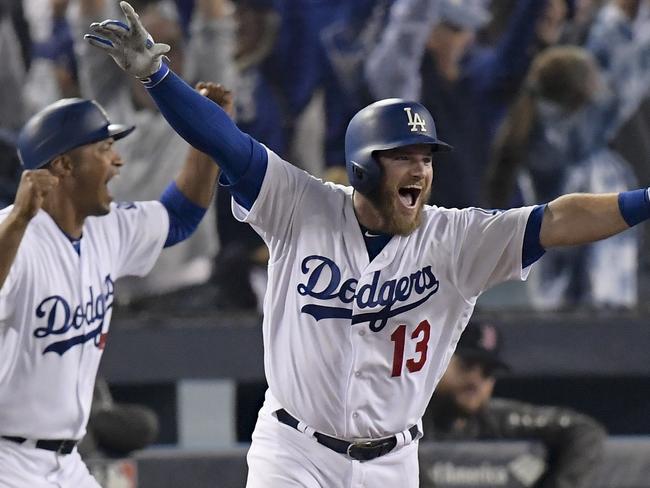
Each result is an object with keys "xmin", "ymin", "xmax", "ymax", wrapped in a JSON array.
[{"xmin": 404, "ymin": 107, "xmax": 427, "ymax": 132}]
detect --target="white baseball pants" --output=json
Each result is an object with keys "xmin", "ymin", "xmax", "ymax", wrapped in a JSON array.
[{"xmin": 0, "ymin": 438, "xmax": 101, "ymax": 488}]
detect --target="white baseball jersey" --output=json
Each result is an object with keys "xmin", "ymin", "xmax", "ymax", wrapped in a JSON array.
[
  {"xmin": 0, "ymin": 201, "xmax": 168, "ymax": 440},
  {"xmin": 234, "ymin": 150, "xmax": 535, "ymax": 440}
]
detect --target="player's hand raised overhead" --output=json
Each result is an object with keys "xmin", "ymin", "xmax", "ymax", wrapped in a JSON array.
[
  {"xmin": 84, "ymin": 1, "xmax": 170, "ymax": 79},
  {"xmin": 12, "ymin": 170, "xmax": 59, "ymax": 224}
]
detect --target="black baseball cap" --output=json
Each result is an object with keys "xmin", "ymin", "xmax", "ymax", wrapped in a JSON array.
[{"xmin": 456, "ymin": 321, "xmax": 510, "ymax": 373}]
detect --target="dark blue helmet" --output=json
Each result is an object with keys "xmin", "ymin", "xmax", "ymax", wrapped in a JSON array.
[
  {"xmin": 17, "ymin": 98, "xmax": 135, "ymax": 170},
  {"xmin": 345, "ymin": 98, "xmax": 452, "ymax": 195}
]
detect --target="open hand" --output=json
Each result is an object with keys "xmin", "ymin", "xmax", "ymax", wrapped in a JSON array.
[{"xmin": 84, "ymin": 1, "xmax": 170, "ymax": 79}]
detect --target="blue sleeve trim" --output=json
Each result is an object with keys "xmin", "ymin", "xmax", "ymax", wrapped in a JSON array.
[
  {"xmin": 160, "ymin": 181, "xmax": 208, "ymax": 247},
  {"xmin": 522, "ymin": 205, "xmax": 546, "ymax": 269},
  {"xmin": 618, "ymin": 188, "xmax": 650, "ymax": 227},
  {"xmin": 218, "ymin": 143, "xmax": 268, "ymax": 210},
  {"xmin": 145, "ymin": 64, "xmax": 266, "ymax": 189},
  {"xmin": 141, "ymin": 62, "xmax": 170, "ymax": 88}
]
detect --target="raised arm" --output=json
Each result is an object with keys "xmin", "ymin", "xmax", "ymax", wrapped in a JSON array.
[
  {"xmin": 184, "ymin": 0, "xmax": 237, "ymax": 88},
  {"xmin": 585, "ymin": 2, "xmax": 650, "ymax": 139},
  {"xmin": 470, "ymin": 0, "xmax": 548, "ymax": 93},
  {"xmin": 159, "ymin": 81, "xmax": 231, "ymax": 248},
  {"xmin": 84, "ymin": 1, "xmax": 266, "ymax": 209},
  {"xmin": 173, "ymin": 81, "xmax": 232, "ymax": 207},
  {"xmin": 364, "ymin": 0, "xmax": 440, "ymax": 100},
  {"xmin": 539, "ymin": 190, "xmax": 647, "ymax": 248},
  {"xmin": 0, "ymin": 171, "xmax": 59, "ymax": 290}
]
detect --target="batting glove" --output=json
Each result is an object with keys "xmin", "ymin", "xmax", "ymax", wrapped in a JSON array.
[{"xmin": 84, "ymin": 1, "xmax": 170, "ymax": 79}]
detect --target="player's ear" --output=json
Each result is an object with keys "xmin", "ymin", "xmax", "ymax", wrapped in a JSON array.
[{"xmin": 48, "ymin": 154, "xmax": 74, "ymax": 177}]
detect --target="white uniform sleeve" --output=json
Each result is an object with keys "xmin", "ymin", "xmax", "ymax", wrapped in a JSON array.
[
  {"xmin": 0, "ymin": 209, "xmax": 21, "ymax": 322},
  {"xmin": 0, "ymin": 256, "xmax": 20, "ymax": 322},
  {"xmin": 111, "ymin": 201, "xmax": 170, "ymax": 279},
  {"xmin": 450, "ymin": 206, "xmax": 535, "ymax": 300},
  {"xmin": 232, "ymin": 150, "xmax": 321, "ymax": 258}
]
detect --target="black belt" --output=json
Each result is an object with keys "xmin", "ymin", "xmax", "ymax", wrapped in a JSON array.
[
  {"xmin": 1, "ymin": 435, "xmax": 78, "ymax": 455},
  {"xmin": 275, "ymin": 409, "xmax": 419, "ymax": 462}
]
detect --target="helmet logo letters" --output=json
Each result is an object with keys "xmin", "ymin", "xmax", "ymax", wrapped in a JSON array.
[{"xmin": 404, "ymin": 107, "xmax": 427, "ymax": 132}]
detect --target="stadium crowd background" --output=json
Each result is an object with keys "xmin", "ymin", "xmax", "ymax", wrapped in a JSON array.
[
  {"xmin": 3, "ymin": 0, "xmax": 650, "ymax": 311},
  {"xmin": 3, "ymin": 0, "xmax": 650, "ymax": 486}
]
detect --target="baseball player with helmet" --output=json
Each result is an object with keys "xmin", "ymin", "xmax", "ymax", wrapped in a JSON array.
[
  {"xmin": 87, "ymin": 2, "xmax": 650, "ymax": 486},
  {"xmin": 0, "ymin": 82, "xmax": 231, "ymax": 487}
]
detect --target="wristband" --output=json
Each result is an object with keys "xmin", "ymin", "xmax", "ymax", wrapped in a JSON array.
[
  {"xmin": 140, "ymin": 62, "xmax": 170, "ymax": 88},
  {"xmin": 618, "ymin": 188, "xmax": 650, "ymax": 227}
]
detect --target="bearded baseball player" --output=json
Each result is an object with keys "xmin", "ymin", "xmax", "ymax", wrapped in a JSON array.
[
  {"xmin": 0, "ymin": 83, "xmax": 230, "ymax": 487},
  {"xmin": 87, "ymin": 3, "xmax": 650, "ymax": 486}
]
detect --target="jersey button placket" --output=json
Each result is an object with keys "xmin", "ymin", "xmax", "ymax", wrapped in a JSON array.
[{"xmin": 348, "ymin": 268, "xmax": 373, "ymax": 435}]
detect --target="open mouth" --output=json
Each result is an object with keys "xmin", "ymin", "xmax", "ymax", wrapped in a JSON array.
[
  {"xmin": 105, "ymin": 174, "xmax": 119, "ymax": 198},
  {"xmin": 398, "ymin": 185, "xmax": 422, "ymax": 208}
]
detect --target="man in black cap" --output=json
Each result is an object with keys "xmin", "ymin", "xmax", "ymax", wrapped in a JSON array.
[{"xmin": 422, "ymin": 321, "xmax": 606, "ymax": 488}]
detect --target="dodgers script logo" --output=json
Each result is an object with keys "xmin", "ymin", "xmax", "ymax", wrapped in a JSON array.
[
  {"xmin": 404, "ymin": 107, "xmax": 427, "ymax": 132},
  {"xmin": 33, "ymin": 275, "xmax": 115, "ymax": 355},
  {"xmin": 297, "ymin": 255, "xmax": 439, "ymax": 331}
]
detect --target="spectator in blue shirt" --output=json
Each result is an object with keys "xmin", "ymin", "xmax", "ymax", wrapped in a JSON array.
[
  {"xmin": 488, "ymin": 39, "xmax": 650, "ymax": 308},
  {"xmin": 366, "ymin": 0, "xmax": 552, "ymax": 209}
]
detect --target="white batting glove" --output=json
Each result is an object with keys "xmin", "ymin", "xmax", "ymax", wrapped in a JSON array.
[{"xmin": 84, "ymin": 1, "xmax": 170, "ymax": 79}]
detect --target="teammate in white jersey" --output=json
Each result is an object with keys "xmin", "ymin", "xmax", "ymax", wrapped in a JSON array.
[
  {"xmin": 0, "ymin": 83, "xmax": 230, "ymax": 487},
  {"xmin": 87, "ymin": 3, "xmax": 650, "ymax": 486}
]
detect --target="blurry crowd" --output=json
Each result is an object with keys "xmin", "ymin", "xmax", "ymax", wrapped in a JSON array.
[{"xmin": 2, "ymin": 0, "xmax": 650, "ymax": 313}]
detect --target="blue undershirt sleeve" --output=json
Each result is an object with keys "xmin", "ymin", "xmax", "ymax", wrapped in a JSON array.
[
  {"xmin": 160, "ymin": 181, "xmax": 207, "ymax": 248},
  {"xmin": 522, "ymin": 205, "xmax": 546, "ymax": 269},
  {"xmin": 144, "ymin": 64, "xmax": 268, "ymax": 210}
]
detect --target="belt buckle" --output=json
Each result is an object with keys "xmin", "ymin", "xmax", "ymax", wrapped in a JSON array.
[{"xmin": 347, "ymin": 439, "xmax": 392, "ymax": 462}]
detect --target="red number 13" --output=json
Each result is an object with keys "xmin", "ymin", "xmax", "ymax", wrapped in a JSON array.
[{"xmin": 390, "ymin": 320, "xmax": 431, "ymax": 377}]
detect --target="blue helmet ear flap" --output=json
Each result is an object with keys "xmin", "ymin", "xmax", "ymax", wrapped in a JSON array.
[{"xmin": 347, "ymin": 156, "xmax": 382, "ymax": 195}]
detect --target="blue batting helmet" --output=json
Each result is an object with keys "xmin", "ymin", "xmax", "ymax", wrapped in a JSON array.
[
  {"xmin": 17, "ymin": 98, "xmax": 135, "ymax": 170},
  {"xmin": 345, "ymin": 98, "xmax": 452, "ymax": 195}
]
